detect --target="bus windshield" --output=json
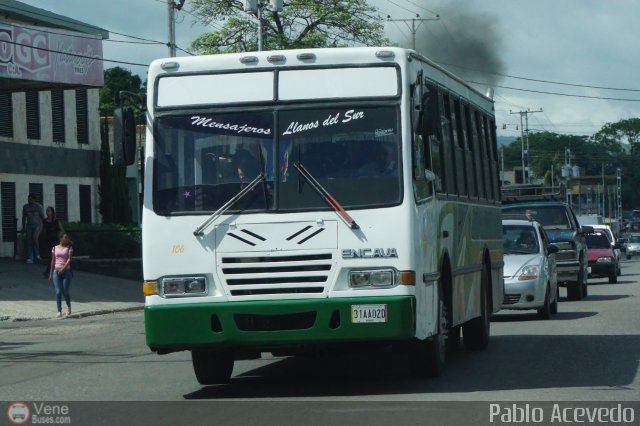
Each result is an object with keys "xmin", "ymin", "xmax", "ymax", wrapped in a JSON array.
[{"xmin": 153, "ymin": 106, "xmax": 401, "ymax": 215}]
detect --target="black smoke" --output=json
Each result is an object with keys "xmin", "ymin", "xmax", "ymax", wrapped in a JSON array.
[{"xmin": 407, "ymin": 1, "xmax": 506, "ymax": 86}]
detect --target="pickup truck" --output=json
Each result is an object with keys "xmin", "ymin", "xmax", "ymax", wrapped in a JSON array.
[{"xmin": 502, "ymin": 202, "xmax": 592, "ymax": 301}]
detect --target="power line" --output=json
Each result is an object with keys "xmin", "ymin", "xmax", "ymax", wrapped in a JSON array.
[
  {"xmin": 439, "ymin": 61, "xmax": 640, "ymax": 92},
  {"xmin": 386, "ymin": 0, "xmax": 420, "ymax": 16},
  {"xmin": 468, "ymin": 81, "xmax": 640, "ymax": 102},
  {"xmin": 402, "ymin": 0, "xmax": 439, "ymax": 17},
  {"xmin": 1, "ymin": 37, "xmax": 149, "ymax": 68}
]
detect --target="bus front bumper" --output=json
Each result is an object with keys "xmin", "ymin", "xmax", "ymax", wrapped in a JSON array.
[{"xmin": 145, "ymin": 296, "xmax": 416, "ymax": 352}]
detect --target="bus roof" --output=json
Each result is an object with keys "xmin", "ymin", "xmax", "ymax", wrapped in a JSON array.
[{"xmin": 149, "ymin": 47, "xmax": 494, "ymax": 106}]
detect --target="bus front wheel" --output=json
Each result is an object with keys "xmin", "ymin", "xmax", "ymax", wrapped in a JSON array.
[{"xmin": 192, "ymin": 350, "xmax": 234, "ymax": 385}]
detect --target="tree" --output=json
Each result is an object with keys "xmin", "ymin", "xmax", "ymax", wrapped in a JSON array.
[
  {"xmin": 99, "ymin": 67, "xmax": 143, "ymax": 117},
  {"xmin": 189, "ymin": 0, "xmax": 389, "ymax": 54},
  {"xmin": 98, "ymin": 117, "xmax": 131, "ymax": 225},
  {"xmin": 593, "ymin": 118, "xmax": 640, "ymax": 208}
]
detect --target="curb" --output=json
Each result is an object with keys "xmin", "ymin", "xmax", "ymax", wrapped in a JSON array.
[{"xmin": 2, "ymin": 305, "xmax": 144, "ymax": 323}]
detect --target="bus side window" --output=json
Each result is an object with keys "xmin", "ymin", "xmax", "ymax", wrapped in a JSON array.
[
  {"xmin": 451, "ymin": 97, "xmax": 467, "ymax": 196},
  {"xmin": 411, "ymin": 77, "xmax": 434, "ymax": 200},
  {"xmin": 479, "ymin": 114, "xmax": 493, "ymax": 200},
  {"xmin": 462, "ymin": 104, "xmax": 477, "ymax": 197},
  {"xmin": 472, "ymin": 111, "xmax": 488, "ymax": 198},
  {"xmin": 440, "ymin": 92, "xmax": 455, "ymax": 195},
  {"xmin": 488, "ymin": 118, "xmax": 500, "ymax": 200},
  {"xmin": 425, "ymin": 84, "xmax": 443, "ymax": 193}
]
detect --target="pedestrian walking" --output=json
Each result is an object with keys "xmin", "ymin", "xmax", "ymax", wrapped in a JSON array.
[
  {"xmin": 21, "ymin": 194, "xmax": 45, "ymax": 264},
  {"xmin": 42, "ymin": 207, "xmax": 64, "ymax": 278},
  {"xmin": 49, "ymin": 232, "xmax": 74, "ymax": 318}
]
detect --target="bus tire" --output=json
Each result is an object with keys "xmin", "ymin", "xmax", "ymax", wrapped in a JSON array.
[
  {"xmin": 463, "ymin": 266, "xmax": 490, "ymax": 351},
  {"xmin": 192, "ymin": 350, "xmax": 234, "ymax": 385}
]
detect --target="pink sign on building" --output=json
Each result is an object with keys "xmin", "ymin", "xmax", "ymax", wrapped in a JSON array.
[{"xmin": 0, "ymin": 23, "xmax": 104, "ymax": 87}]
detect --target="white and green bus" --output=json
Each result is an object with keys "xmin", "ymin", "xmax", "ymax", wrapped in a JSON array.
[{"xmin": 116, "ymin": 47, "xmax": 504, "ymax": 384}]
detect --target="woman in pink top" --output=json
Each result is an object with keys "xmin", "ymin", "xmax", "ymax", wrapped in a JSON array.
[{"xmin": 49, "ymin": 232, "xmax": 74, "ymax": 318}]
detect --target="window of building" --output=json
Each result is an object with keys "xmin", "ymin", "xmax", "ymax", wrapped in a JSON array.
[
  {"xmin": 51, "ymin": 89, "xmax": 65, "ymax": 143},
  {"xmin": 26, "ymin": 91, "xmax": 41, "ymax": 140},
  {"xmin": 76, "ymin": 89, "xmax": 89, "ymax": 144},
  {"xmin": 0, "ymin": 91, "xmax": 13, "ymax": 138},
  {"xmin": 54, "ymin": 184, "xmax": 68, "ymax": 222},
  {"xmin": 28, "ymin": 183, "xmax": 43, "ymax": 208},
  {"xmin": 79, "ymin": 184, "xmax": 91, "ymax": 223},
  {"xmin": 1, "ymin": 182, "xmax": 17, "ymax": 242}
]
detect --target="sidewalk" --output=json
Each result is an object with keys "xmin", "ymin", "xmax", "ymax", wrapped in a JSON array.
[{"xmin": 0, "ymin": 258, "xmax": 143, "ymax": 322}]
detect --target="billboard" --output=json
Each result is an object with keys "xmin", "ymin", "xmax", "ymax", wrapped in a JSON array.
[{"xmin": 0, "ymin": 23, "xmax": 104, "ymax": 87}]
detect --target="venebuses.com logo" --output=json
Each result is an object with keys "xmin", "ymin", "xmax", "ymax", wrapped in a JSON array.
[{"xmin": 6, "ymin": 401, "xmax": 30, "ymax": 425}]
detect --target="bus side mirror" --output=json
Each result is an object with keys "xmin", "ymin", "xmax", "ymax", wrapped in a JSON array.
[
  {"xmin": 114, "ymin": 107, "xmax": 137, "ymax": 166},
  {"xmin": 547, "ymin": 245, "xmax": 559, "ymax": 254}
]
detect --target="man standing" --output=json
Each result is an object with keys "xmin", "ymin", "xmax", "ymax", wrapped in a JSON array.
[{"xmin": 22, "ymin": 194, "xmax": 45, "ymax": 264}]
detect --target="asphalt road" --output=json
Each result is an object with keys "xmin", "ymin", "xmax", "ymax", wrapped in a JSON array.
[{"xmin": 1, "ymin": 258, "xmax": 639, "ymax": 423}]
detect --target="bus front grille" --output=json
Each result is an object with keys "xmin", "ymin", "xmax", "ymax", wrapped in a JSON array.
[{"xmin": 220, "ymin": 253, "xmax": 333, "ymax": 297}]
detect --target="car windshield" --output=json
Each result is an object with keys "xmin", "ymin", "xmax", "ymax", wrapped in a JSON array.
[
  {"xmin": 628, "ymin": 235, "xmax": 640, "ymax": 244},
  {"xmin": 503, "ymin": 206, "xmax": 571, "ymax": 229},
  {"xmin": 503, "ymin": 225, "xmax": 540, "ymax": 254},
  {"xmin": 153, "ymin": 106, "xmax": 401, "ymax": 215},
  {"xmin": 585, "ymin": 233, "xmax": 611, "ymax": 249}
]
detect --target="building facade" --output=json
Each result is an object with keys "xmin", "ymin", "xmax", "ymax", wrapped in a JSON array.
[{"xmin": 0, "ymin": 0, "xmax": 108, "ymax": 257}]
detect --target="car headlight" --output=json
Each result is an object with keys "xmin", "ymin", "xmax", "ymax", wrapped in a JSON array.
[
  {"xmin": 160, "ymin": 276, "xmax": 208, "ymax": 297},
  {"xmin": 518, "ymin": 265, "xmax": 540, "ymax": 281},
  {"xmin": 596, "ymin": 257, "xmax": 613, "ymax": 263},
  {"xmin": 349, "ymin": 269, "xmax": 397, "ymax": 288}
]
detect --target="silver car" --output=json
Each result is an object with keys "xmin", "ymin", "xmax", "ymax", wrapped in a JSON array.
[
  {"xmin": 625, "ymin": 234, "xmax": 640, "ymax": 259},
  {"xmin": 502, "ymin": 219, "xmax": 559, "ymax": 319}
]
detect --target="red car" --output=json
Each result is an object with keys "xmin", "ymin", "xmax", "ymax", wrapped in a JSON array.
[{"xmin": 586, "ymin": 231, "xmax": 618, "ymax": 284}]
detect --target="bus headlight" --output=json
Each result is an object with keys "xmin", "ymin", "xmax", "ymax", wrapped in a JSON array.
[
  {"xmin": 349, "ymin": 269, "xmax": 396, "ymax": 288},
  {"xmin": 160, "ymin": 276, "xmax": 208, "ymax": 297}
]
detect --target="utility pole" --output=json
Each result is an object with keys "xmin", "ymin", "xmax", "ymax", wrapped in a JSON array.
[
  {"xmin": 616, "ymin": 168, "xmax": 622, "ymax": 232},
  {"xmin": 510, "ymin": 108, "xmax": 542, "ymax": 184},
  {"xmin": 245, "ymin": 0, "xmax": 283, "ymax": 51},
  {"xmin": 387, "ymin": 14, "xmax": 439, "ymax": 50},
  {"xmin": 167, "ymin": 0, "xmax": 185, "ymax": 57}
]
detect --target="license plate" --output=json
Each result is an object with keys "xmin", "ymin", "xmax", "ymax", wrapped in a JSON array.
[{"xmin": 351, "ymin": 304, "xmax": 388, "ymax": 323}]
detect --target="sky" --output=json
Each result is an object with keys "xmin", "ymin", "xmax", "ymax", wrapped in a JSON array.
[{"xmin": 14, "ymin": 0, "xmax": 640, "ymax": 139}]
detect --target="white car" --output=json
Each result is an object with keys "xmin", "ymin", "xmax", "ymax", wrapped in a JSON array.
[
  {"xmin": 502, "ymin": 219, "xmax": 559, "ymax": 319},
  {"xmin": 590, "ymin": 224, "xmax": 621, "ymax": 275},
  {"xmin": 626, "ymin": 234, "xmax": 640, "ymax": 259}
]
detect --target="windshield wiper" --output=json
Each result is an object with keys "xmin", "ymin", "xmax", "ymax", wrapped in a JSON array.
[
  {"xmin": 193, "ymin": 173, "xmax": 265, "ymax": 236},
  {"xmin": 293, "ymin": 161, "xmax": 359, "ymax": 230}
]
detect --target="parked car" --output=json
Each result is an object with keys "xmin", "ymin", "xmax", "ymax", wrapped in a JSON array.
[
  {"xmin": 585, "ymin": 231, "xmax": 619, "ymax": 283},
  {"xmin": 625, "ymin": 234, "xmax": 640, "ymax": 259},
  {"xmin": 502, "ymin": 219, "xmax": 559, "ymax": 319},
  {"xmin": 502, "ymin": 202, "xmax": 591, "ymax": 301},
  {"xmin": 590, "ymin": 224, "xmax": 621, "ymax": 276}
]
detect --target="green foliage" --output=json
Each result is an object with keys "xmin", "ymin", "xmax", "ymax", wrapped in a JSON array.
[
  {"xmin": 98, "ymin": 117, "xmax": 132, "ymax": 225},
  {"xmin": 99, "ymin": 67, "xmax": 143, "ymax": 117},
  {"xmin": 189, "ymin": 0, "xmax": 389, "ymax": 53},
  {"xmin": 65, "ymin": 223, "xmax": 141, "ymax": 259},
  {"xmin": 502, "ymin": 121, "xmax": 640, "ymax": 208}
]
